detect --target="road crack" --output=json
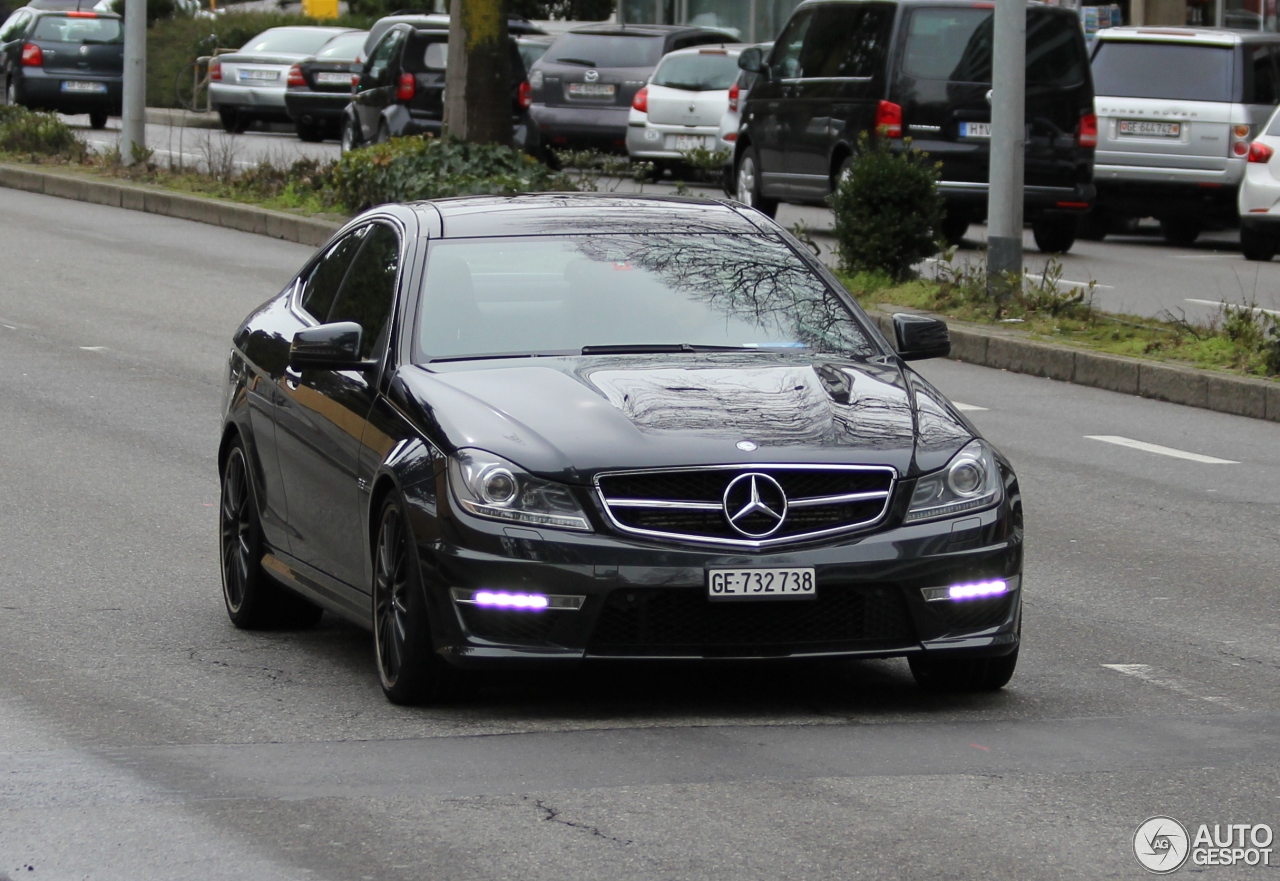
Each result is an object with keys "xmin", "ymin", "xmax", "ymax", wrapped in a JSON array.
[{"xmin": 529, "ymin": 798, "xmax": 633, "ymax": 846}]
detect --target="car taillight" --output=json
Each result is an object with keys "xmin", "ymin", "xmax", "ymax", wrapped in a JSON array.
[
  {"xmin": 876, "ymin": 100, "xmax": 902, "ymax": 138},
  {"xmin": 1231, "ymin": 123, "xmax": 1251, "ymax": 157},
  {"xmin": 209, "ymin": 58, "xmax": 221, "ymax": 82},
  {"xmin": 66, "ymin": 10, "xmax": 97, "ymax": 16},
  {"xmin": 728, "ymin": 82, "xmax": 739, "ymax": 113},
  {"xmin": 1249, "ymin": 141, "xmax": 1273, "ymax": 163},
  {"xmin": 286, "ymin": 64, "xmax": 305, "ymax": 88},
  {"xmin": 1077, "ymin": 112, "xmax": 1097, "ymax": 148},
  {"xmin": 21, "ymin": 43, "xmax": 42, "ymax": 67},
  {"xmin": 396, "ymin": 71, "xmax": 415, "ymax": 102},
  {"xmin": 632, "ymin": 86, "xmax": 648, "ymax": 113},
  {"xmin": 518, "ymin": 80, "xmax": 532, "ymax": 110},
  {"xmin": 1234, "ymin": 140, "xmax": 1250, "ymax": 157}
]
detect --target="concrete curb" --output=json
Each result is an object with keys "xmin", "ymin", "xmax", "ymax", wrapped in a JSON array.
[
  {"xmin": 0, "ymin": 163, "xmax": 341, "ymax": 247},
  {"xmin": 144, "ymin": 107, "xmax": 223, "ymax": 129},
  {"xmin": 3, "ymin": 161, "xmax": 1276, "ymax": 423},
  {"xmin": 866, "ymin": 309, "xmax": 1280, "ymax": 422}
]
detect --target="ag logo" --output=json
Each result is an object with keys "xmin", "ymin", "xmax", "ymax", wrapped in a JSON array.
[{"xmin": 1134, "ymin": 816, "xmax": 1190, "ymax": 874}]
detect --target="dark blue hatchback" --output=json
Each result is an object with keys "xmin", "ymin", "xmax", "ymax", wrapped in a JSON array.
[{"xmin": 0, "ymin": 7, "xmax": 123, "ymax": 128}]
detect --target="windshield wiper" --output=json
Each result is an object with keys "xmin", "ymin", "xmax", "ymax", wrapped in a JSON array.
[
  {"xmin": 554, "ymin": 57, "xmax": 597, "ymax": 66},
  {"xmin": 426, "ymin": 351, "xmax": 567, "ymax": 363},
  {"xmin": 581, "ymin": 344, "xmax": 754, "ymax": 355}
]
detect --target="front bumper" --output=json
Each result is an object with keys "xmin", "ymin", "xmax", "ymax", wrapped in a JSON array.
[
  {"xmin": 416, "ymin": 491, "xmax": 1023, "ymax": 669},
  {"xmin": 939, "ymin": 180, "xmax": 1096, "ymax": 215}
]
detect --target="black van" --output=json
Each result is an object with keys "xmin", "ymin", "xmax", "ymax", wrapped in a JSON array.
[{"xmin": 730, "ymin": 0, "xmax": 1096, "ymax": 253}]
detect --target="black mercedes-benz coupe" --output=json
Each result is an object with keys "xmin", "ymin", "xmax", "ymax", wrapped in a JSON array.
[{"xmin": 219, "ymin": 194, "xmax": 1023, "ymax": 704}]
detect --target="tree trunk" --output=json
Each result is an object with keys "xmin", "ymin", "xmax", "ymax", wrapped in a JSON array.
[{"xmin": 444, "ymin": 0, "xmax": 512, "ymax": 146}]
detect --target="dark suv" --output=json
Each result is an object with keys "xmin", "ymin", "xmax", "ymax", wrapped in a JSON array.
[
  {"xmin": 0, "ymin": 6, "xmax": 122, "ymax": 129},
  {"xmin": 731, "ymin": 0, "xmax": 1096, "ymax": 253},
  {"xmin": 342, "ymin": 24, "xmax": 535, "ymax": 153},
  {"xmin": 528, "ymin": 23, "xmax": 739, "ymax": 152}
]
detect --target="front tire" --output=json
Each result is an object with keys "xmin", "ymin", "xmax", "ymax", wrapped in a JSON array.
[
  {"xmin": 1032, "ymin": 215, "xmax": 1078, "ymax": 254},
  {"xmin": 1160, "ymin": 218, "xmax": 1201, "ymax": 247},
  {"xmin": 909, "ymin": 647, "xmax": 1019, "ymax": 692},
  {"xmin": 372, "ymin": 494, "xmax": 459, "ymax": 705},
  {"xmin": 295, "ymin": 119, "xmax": 323, "ymax": 142},
  {"xmin": 1240, "ymin": 226, "xmax": 1278, "ymax": 261},
  {"xmin": 940, "ymin": 210, "xmax": 970, "ymax": 247},
  {"xmin": 735, "ymin": 146, "xmax": 778, "ymax": 219},
  {"xmin": 88, "ymin": 111, "xmax": 108, "ymax": 130},
  {"xmin": 6, "ymin": 76, "xmax": 21, "ymax": 107},
  {"xmin": 340, "ymin": 115, "xmax": 360, "ymax": 153}
]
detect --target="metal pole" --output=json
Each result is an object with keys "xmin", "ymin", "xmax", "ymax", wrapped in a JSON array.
[
  {"xmin": 120, "ymin": 0, "xmax": 146, "ymax": 166},
  {"xmin": 986, "ymin": 0, "xmax": 1025, "ymax": 296}
]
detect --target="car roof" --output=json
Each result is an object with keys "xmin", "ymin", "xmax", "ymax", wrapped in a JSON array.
[
  {"xmin": 566, "ymin": 23, "xmax": 734, "ymax": 38},
  {"xmin": 1093, "ymin": 25, "xmax": 1280, "ymax": 44},
  {"xmin": 659, "ymin": 43, "xmax": 745, "ymax": 59},
  {"xmin": 414, "ymin": 194, "xmax": 769, "ymax": 239}
]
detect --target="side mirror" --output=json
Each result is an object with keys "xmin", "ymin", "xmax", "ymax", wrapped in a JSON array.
[
  {"xmin": 289, "ymin": 322, "xmax": 376, "ymax": 371},
  {"xmin": 893, "ymin": 313, "xmax": 951, "ymax": 361},
  {"xmin": 738, "ymin": 46, "xmax": 765, "ymax": 74}
]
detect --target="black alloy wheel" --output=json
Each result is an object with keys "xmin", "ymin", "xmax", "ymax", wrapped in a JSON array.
[
  {"xmin": 88, "ymin": 111, "xmax": 108, "ymax": 130},
  {"xmin": 372, "ymin": 495, "xmax": 460, "ymax": 704},
  {"xmin": 296, "ymin": 119, "xmax": 323, "ymax": 143},
  {"xmin": 218, "ymin": 106, "xmax": 248, "ymax": 134},
  {"xmin": 735, "ymin": 146, "xmax": 778, "ymax": 219},
  {"xmin": 220, "ymin": 441, "xmax": 322, "ymax": 630},
  {"xmin": 909, "ymin": 647, "xmax": 1019, "ymax": 692},
  {"xmin": 1240, "ymin": 226, "xmax": 1278, "ymax": 262},
  {"xmin": 340, "ymin": 116, "xmax": 360, "ymax": 153},
  {"xmin": 1032, "ymin": 215, "xmax": 1078, "ymax": 254},
  {"xmin": 1160, "ymin": 218, "xmax": 1201, "ymax": 247}
]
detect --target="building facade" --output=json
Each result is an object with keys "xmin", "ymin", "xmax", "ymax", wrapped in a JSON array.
[{"xmin": 618, "ymin": 0, "xmax": 804, "ymax": 43}]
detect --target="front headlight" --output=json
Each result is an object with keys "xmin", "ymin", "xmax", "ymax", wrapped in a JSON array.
[
  {"xmin": 448, "ymin": 449, "xmax": 592, "ymax": 532},
  {"xmin": 904, "ymin": 439, "xmax": 1003, "ymax": 524}
]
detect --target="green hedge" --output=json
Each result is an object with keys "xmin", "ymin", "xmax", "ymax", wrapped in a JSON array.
[
  {"xmin": 332, "ymin": 135, "xmax": 575, "ymax": 211},
  {"xmin": 0, "ymin": 105, "xmax": 86, "ymax": 159},
  {"xmin": 146, "ymin": 12, "xmax": 373, "ymax": 109}
]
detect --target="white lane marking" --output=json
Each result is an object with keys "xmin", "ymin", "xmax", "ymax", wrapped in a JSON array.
[
  {"xmin": 79, "ymin": 346, "xmax": 107, "ymax": 352},
  {"xmin": 1085, "ymin": 435, "xmax": 1238, "ymax": 464},
  {"xmin": 1174, "ymin": 254, "xmax": 1232, "ymax": 260},
  {"xmin": 953, "ymin": 402, "xmax": 988, "ymax": 412},
  {"xmin": 1102, "ymin": 664, "xmax": 1240, "ymax": 711},
  {"xmin": 1024, "ymin": 272, "xmax": 1114, "ymax": 289},
  {"xmin": 1185, "ymin": 298, "xmax": 1280, "ymax": 318}
]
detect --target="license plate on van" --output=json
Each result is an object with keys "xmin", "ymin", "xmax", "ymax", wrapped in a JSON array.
[
  {"xmin": 1118, "ymin": 120, "xmax": 1180, "ymax": 138},
  {"xmin": 959, "ymin": 122, "xmax": 991, "ymax": 139}
]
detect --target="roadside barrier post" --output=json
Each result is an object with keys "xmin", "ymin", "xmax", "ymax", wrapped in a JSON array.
[
  {"xmin": 120, "ymin": 0, "xmax": 146, "ymax": 165},
  {"xmin": 987, "ymin": 0, "xmax": 1025, "ymax": 299}
]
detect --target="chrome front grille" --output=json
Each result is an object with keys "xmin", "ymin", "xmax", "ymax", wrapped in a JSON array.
[{"xmin": 595, "ymin": 465, "xmax": 896, "ymax": 548}]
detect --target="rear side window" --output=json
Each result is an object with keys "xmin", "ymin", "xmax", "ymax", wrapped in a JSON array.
[
  {"xmin": 544, "ymin": 33, "xmax": 665, "ymax": 68},
  {"xmin": 31, "ymin": 16, "xmax": 122, "ymax": 44},
  {"xmin": 651, "ymin": 51, "xmax": 740, "ymax": 90},
  {"xmin": 1245, "ymin": 44, "xmax": 1279, "ymax": 105},
  {"xmin": 300, "ymin": 230, "xmax": 364, "ymax": 323},
  {"xmin": 1091, "ymin": 41, "xmax": 1233, "ymax": 102},
  {"xmin": 800, "ymin": 5, "xmax": 892, "ymax": 79},
  {"xmin": 242, "ymin": 28, "xmax": 340, "ymax": 56},
  {"xmin": 901, "ymin": 8, "xmax": 1084, "ymax": 86},
  {"xmin": 314, "ymin": 31, "xmax": 366, "ymax": 61}
]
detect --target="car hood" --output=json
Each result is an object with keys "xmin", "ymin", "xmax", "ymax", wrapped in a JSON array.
[{"xmin": 391, "ymin": 354, "xmax": 976, "ymax": 483}]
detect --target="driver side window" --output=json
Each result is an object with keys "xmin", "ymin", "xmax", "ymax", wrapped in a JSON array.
[
  {"xmin": 771, "ymin": 10, "xmax": 813, "ymax": 80},
  {"xmin": 365, "ymin": 28, "xmax": 403, "ymax": 89}
]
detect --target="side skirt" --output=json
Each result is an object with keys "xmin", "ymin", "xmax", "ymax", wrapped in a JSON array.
[{"xmin": 262, "ymin": 551, "xmax": 372, "ymax": 629}]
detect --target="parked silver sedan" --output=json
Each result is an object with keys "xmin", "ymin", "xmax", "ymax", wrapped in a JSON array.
[{"xmin": 209, "ymin": 26, "xmax": 359, "ymax": 133}]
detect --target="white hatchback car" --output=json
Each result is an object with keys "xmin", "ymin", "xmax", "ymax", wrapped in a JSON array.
[
  {"xmin": 1238, "ymin": 105, "xmax": 1280, "ymax": 261},
  {"xmin": 626, "ymin": 44, "xmax": 743, "ymax": 176}
]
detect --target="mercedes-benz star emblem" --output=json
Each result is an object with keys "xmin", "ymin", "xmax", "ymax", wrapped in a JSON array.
[
  {"xmin": 736, "ymin": 440, "xmax": 757, "ymax": 452},
  {"xmin": 722, "ymin": 473, "xmax": 787, "ymax": 538},
  {"xmin": 584, "ymin": 69, "xmax": 599, "ymax": 83}
]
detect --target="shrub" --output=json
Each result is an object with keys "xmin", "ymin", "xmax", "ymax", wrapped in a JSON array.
[
  {"xmin": 830, "ymin": 135, "xmax": 943, "ymax": 281},
  {"xmin": 332, "ymin": 135, "xmax": 574, "ymax": 211},
  {"xmin": 0, "ymin": 105, "xmax": 86, "ymax": 160}
]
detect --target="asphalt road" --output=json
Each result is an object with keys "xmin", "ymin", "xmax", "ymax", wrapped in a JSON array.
[{"xmin": 2, "ymin": 188, "xmax": 1279, "ymax": 881}]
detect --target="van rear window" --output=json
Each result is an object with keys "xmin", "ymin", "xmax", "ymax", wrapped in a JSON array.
[
  {"xmin": 901, "ymin": 8, "xmax": 1085, "ymax": 87},
  {"xmin": 1091, "ymin": 42, "xmax": 1233, "ymax": 102}
]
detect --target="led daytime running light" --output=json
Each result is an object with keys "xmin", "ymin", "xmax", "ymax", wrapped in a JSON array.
[{"xmin": 474, "ymin": 591, "xmax": 548, "ymax": 609}]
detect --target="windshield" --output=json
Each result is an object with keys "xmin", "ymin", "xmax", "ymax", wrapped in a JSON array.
[
  {"xmin": 32, "ymin": 15, "xmax": 121, "ymax": 43},
  {"xmin": 543, "ymin": 33, "xmax": 665, "ymax": 68},
  {"xmin": 652, "ymin": 51, "xmax": 740, "ymax": 90},
  {"xmin": 1092, "ymin": 42, "xmax": 1234, "ymax": 102},
  {"xmin": 902, "ymin": 8, "xmax": 1085, "ymax": 87},
  {"xmin": 241, "ymin": 28, "xmax": 344, "ymax": 55},
  {"xmin": 414, "ymin": 235, "xmax": 876, "ymax": 362},
  {"xmin": 315, "ymin": 31, "xmax": 366, "ymax": 61}
]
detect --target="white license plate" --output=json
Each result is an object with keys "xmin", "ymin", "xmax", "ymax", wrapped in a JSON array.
[
  {"xmin": 1118, "ymin": 119, "xmax": 1180, "ymax": 138},
  {"xmin": 61, "ymin": 81, "xmax": 106, "ymax": 93},
  {"xmin": 666, "ymin": 134, "xmax": 708, "ymax": 151},
  {"xmin": 238, "ymin": 69, "xmax": 279, "ymax": 82},
  {"xmin": 568, "ymin": 82, "xmax": 615, "ymax": 99},
  {"xmin": 959, "ymin": 121, "xmax": 991, "ymax": 139},
  {"xmin": 315, "ymin": 71, "xmax": 350, "ymax": 85},
  {"xmin": 707, "ymin": 568, "xmax": 816, "ymax": 601}
]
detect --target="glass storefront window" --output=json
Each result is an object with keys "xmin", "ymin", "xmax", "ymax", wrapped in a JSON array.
[{"xmin": 620, "ymin": 0, "xmax": 803, "ymax": 43}]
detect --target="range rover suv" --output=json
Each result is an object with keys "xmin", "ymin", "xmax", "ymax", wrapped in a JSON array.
[{"xmin": 731, "ymin": 0, "xmax": 1097, "ymax": 253}]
